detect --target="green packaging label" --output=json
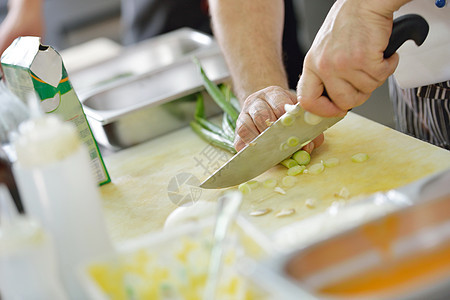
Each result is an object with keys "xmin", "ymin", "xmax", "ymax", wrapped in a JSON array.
[{"xmin": 1, "ymin": 37, "xmax": 110, "ymax": 185}]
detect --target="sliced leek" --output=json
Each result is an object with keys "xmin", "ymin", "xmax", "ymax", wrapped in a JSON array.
[
  {"xmin": 323, "ymin": 158, "xmax": 340, "ymax": 167},
  {"xmin": 279, "ymin": 142, "xmax": 289, "ymax": 151},
  {"xmin": 306, "ymin": 162, "xmax": 325, "ymax": 175},
  {"xmin": 284, "ymin": 103, "xmax": 300, "ymax": 115},
  {"xmin": 193, "ymin": 57, "xmax": 239, "ymax": 123},
  {"xmin": 280, "ymin": 113, "xmax": 295, "ymax": 126},
  {"xmin": 247, "ymin": 180, "xmax": 260, "ymax": 190},
  {"xmin": 274, "ymin": 187, "xmax": 286, "ymax": 195},
  {"xmin": 287, "ymin": 136, "xmax": 300, "ymax": 147},
  {"xmin": 304, "ymin": 111, "xmax": 322, "ymax": 125},
  {"xmin": 275, "ymin": 208, "xmax": 295, "ymax": 217},
  {"xmin": 287, "ymin": 165, "xmax": 306, "ymax": 176},
  {"xmin": 263, "ymin": 179, "xmax": 277, "ymax": 189},
  {"xmin": 351, "ymin": 153, "xmax": 369, "ymax": 163},
  {"xmin": 249, "ymin": 208, "xmax": 272, "ymax": 216},
  {"xmin": 292, "ymin": 150, "xmax": 311, "ymax": 165},
  {"xmin": 305, "ymin": 198, "xmax": 316, "ymax": 208},
  {"xmin": 190, "ymin": 121, "xmax": 236, "ymax": 153},
  {"xmin": 281, "ymin": 158, "xmax": 299, "ymax": 169},
  {"xmin": 238, "ymin": 182, "xmax": 251, "ymax": 195},
  {"xmin": 281, "ymin": 176, "xmax": 296, "ymax": 187}
]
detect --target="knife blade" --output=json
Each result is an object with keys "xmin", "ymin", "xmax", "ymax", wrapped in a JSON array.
[
  {"xmin": 200, "ymin": 14, "xmax": 429, "ymax": 189},
  {"xmin": 200, "ymin": 107, "xmax": 343, "ymax": 189}
]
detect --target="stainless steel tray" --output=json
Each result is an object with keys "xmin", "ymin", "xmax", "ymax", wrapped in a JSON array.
[
  {"xmin": 70, "ymin": 28, "xmax": 230, "ymax": 150},
  {"xmin": 70, "ymin": 28, "xmax": 217, "ymax": 95}
]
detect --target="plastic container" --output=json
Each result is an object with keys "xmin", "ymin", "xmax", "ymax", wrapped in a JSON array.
[
  {"xmin": 0, "ymin": 185, "xmax": 68, "ymax": 300},
  {"xmin": 11, "ymin": 114, "xmax": 113, "ymax": 299},
  {"xmin": 0, "ymin": 147, "xmax": 23, "ymax": 213},
  {"xmin": 79, "ymin": 216, "xmax": 274, "ymax": 300}
]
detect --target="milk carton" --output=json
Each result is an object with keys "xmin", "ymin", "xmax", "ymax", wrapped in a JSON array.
[{"xmin": 1, "ymin": 36, "xmax": 110, "ymax": 185}]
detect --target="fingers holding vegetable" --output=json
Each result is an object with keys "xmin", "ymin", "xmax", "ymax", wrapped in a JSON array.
[
  {"xmin": 234, "ymin": 86, "xmax": 297, "ymax": 151},
  {"xmin": 303, "ymin": 134, "xmax": 324, "ymax": 155},
  {"xmin": 235, "ymin": 113, "xmax": 260, "ymax": 148},
  {"xmin": 191, "ymin": 59, "xmax": 324, "ymax": 156}
]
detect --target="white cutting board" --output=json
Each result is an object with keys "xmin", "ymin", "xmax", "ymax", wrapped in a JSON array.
[{"xmin": 98, "ymin": 112, "xmax": 450, "ymax": 245}]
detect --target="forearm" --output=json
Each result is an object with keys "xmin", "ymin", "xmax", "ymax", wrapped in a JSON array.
[
  {"xmin": 209, "ymin": 0, "xmax": 288, "ymax": 104},
  {"xmin": 0, "ymin": 0, "xmax": 44, "ymax": 55},
  {"xmin": 8, "ymin": 0, "xmax": 43, "ymax": 14}
]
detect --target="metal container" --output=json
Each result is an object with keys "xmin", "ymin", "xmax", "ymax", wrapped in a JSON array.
[
  {"xmin": 243, "ymin": 169, "xmax": 450, "ymax": 300},
  {"xmin": 69, "ymin": 28, "xmax": 229, "ymax": 150}
]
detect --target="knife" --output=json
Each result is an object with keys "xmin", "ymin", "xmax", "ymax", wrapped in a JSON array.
[{"xmin": 200, "ymin": 14, "xmax": 429, "ymax": 189}]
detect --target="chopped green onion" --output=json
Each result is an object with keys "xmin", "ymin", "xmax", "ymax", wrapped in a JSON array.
[
  {"xmin": 292, "ymin": 150, "xmax": 311, "ymax": 165},
  {"xmin": 195, "ymin": 117, "xmax": 231, "ymax": 141},
  {"xmin": 247, "ymin": 180, "xmax": 260, "ymax": 190},
  {"xmin": 279, "ymin": 142, "xmax": 289, "ymax": 151},
  {"xmin": 306, "ymin": 162, "xmax": 325, "ymax": 175},
  {"xmin": 193, "ymin": 57, "xmax": 239, "ymax": 123},
  {"xmin": 220, "ymin": 83, "xmax": 232, "ymax": 102},
  {"xmin": 281, "ymin": 113, "xmax": 295, "ymax": 126},
  {"xmin": 220, "ymin": 83, "xmax": 239, "ymax": 131},
  {"xmin": 323, "ymin": 158, "xmax": 340, "ymax": 167},
  {"xmin": 190, "ymin": 121, "xmax": 236, "ymax": 153},
  {"xmin": 275, "ymin": 208, "xmax": 295, "ymax": 217},
  {"xmin": 287, "ymin": 165, "xmax": 306, "ymax": 176},
  {"xmin": 305, "ymin": 198, "xmax": 316, "ymax": 208},
  {"xmin": 282, "ymin": 176, "xmax": 296, "ymax": 187},
  {"xmin": 284, "ymin": 103, "xmax": 300, "ymax": 115},
  {"xmin": 229, "ymin": 94, "xmax": 241, "ymax": 115},
  {"xmin": 222, "ymin": 112, "xmax": 235, "ymax": 140},
  {"xmin": 263, "ymin": 179, "xmax": 277, "ymax": 189},
  {"xmin": 351, "ymin": 153, "xmax": 369, "ymax": 163},
  {"xmin": 281, "ymin": 158, "xmax": 298, "ymax": 169},
  {"xmin": 274, "ymin": 187, "xmax": 286, "ymax": 195},
  {"xmin": 238, "ymin": 182, "xmax": 251, "ymax": 194},
  {"xmin": 304, "ymin": 111, "xmax": 322, "ymax": 125},
  {"xmin": 287, "ymin": 136, "xmax": 300, "ymax": 147},
  {"xmin": 194, "ymin": 93, "xmax": 205, "ymax": 119},
  {"xmin": 249, "ymin": 208, "xmax": 272, "ymax": 216},
  {"xmin": 335, "ymin": 187, "xmax": 350, "ymax": 199},
  {"xmin": 226, "ymin": 114, "xmax": 236, "ymax": 130}
]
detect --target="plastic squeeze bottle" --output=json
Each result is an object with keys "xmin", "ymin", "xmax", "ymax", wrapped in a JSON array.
[
  {"xmin": 11, "ymin": 113, "xmax": 114, "ymax": 300},
  {"xmin": 0, "ymin": 184, "xmax": 69, "ymax": 300},
  {"xmin": 0, "ymin": 147, "xmax": 23, "ymax": 213}
]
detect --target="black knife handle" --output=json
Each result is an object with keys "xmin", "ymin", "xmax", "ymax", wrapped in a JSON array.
[
  {"xmin": 322, "ymin": 14, "xmax": 429, "ymax": 99},
  {"xmin": 384, "ymin": 14, "xmax": 429, "ymax": 58}
]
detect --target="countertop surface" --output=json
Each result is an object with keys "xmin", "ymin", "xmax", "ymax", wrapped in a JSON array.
[{"xmin": 98, "ymin": 112, "xmax": 450, "ymax": 246}]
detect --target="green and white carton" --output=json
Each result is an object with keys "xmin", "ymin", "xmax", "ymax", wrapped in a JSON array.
[{"xmin": 1, "ymin": 36, "xmax": 110, "ymax": 185}]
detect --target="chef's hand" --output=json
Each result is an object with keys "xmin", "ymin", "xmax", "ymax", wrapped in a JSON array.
[
  {"xmin": 297, "ymin": 0, "xmax": 403, "ymax": 117},
  {"xmin": 234, "ymin": 85, "xmax": 324, "ymax": 153},
  {"xmin": 0, "ymin": 0, "xmax": 44, "ymax": 57}
]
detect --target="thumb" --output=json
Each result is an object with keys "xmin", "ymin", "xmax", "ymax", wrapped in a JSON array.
[{"xmin": 383, "ymin": 52, "xmax": 400, "ymax": 78}]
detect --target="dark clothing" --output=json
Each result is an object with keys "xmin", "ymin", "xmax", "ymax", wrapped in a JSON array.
[
  {"xmin": 283, "ymin": 0, "xmax": 305, "ymax": 89},
  {"xmin": 121, "ymin": 0, "xmax": 304, "ymax": 90},
  {"xmin": 121, "ymin": 0, "xmax": 212, "ymax": 45}
]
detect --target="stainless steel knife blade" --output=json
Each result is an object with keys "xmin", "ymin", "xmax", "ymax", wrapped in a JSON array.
[{"xmin": 200, "ymin": 106, "xmax": 344, "ymax": 189}]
